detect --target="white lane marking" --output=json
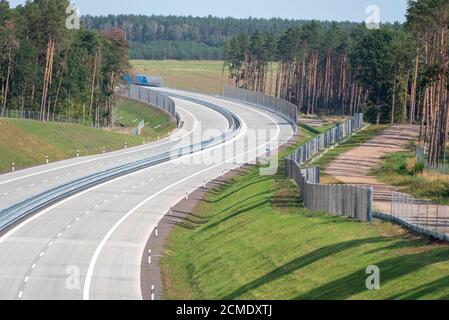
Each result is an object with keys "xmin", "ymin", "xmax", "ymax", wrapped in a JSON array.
[
  {"xmin": 39, "ymin": 252, "xmax": 44, "ymax": 257},
  {"xmin": 31, "ymin": 264, "xmax": 36, "ymax": 269},
  {"xmin": 0, "ymin": 97, "xmax": 285, "ymax": 298},
  {"xmin": 56, "ymin": 233, "xmax": 62, "ymax": 238},
  {"xmin": 66, "ymin": 225, "xmax": 71, "ymax": 229},
  {"xmin": 48, "ymin": 242, "xmax": 53, "ymax": 247},
  {"xmin": 24, "ymin": 276, "xmax": 29, "ymax": 283},
  {"xmin": 18, "ymin": 291, "xmax": 23, "ymax": 299},
  {"xmin": 83, "ymin": 102, "xmax": 284, "ymax": 300},
  {"xmin": 76, "ymin": 217, "xmax": 81, "ymax": 222},
  {"xmin": 0, "ymin": 106, "xmax": 197, "ymax": 186}
]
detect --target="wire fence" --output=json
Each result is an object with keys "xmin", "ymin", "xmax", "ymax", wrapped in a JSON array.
[
  {"xmin": 286, "ymin": 114, "xmax": 372, "ymax": 221},
  {"xmin": 374, "ymin": 192, "xmax": 449, "ymax": 242},
  {"xmin": 0, "ymin": 109, "xmax": 88, "ymax": 126},
  {"xmin": 416, "ymin": 145, "xmax": 448, "ymax": 175},
  {"xmin": 223, "ymin": 85, "xmax": 298, "ymax": 129}
]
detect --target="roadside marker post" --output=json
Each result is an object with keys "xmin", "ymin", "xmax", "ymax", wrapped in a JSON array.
[
  {"xmin": 102, "ymin": 147, "xmax": 106, "ymax": 154},
  {"xmin": 148, "ymin": 249, "xmax": 152, "ymax": 265},
  {"xmin": 203, "ymin": 180, "xmax": 207, "ymax": 189},
  {"xmin": 125, "ymin": 142, "xmax": 128, "ymax": 149},
  {"xmin": 11, "ymin": 163, "xmax": 15, "ymax": 172},
  {"xmin": 155, "ymin": 226, "xmax": 158, "ymax": 238},
  {"xmin": 46, "ymin": 155, "xmax": 49, "ymax": 164},
  {"xmin": 169, "ymin": 206, "xmax": 173, "ymax": 216},
  {"xmin": 76, "ymin": 150, "xmax": 80, "ymax": 158},
  {"xmin": 151, "ymin": 285, "xmax": 155, "ymax": 301},
  {"xmin": 185, "ymin": 192, "xmax": 189, "ymax": 200}
]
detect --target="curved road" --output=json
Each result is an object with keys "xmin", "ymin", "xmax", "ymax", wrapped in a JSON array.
[{"xmin": 0, "ymin": 89, "xmax": 294, "ymax": 300}]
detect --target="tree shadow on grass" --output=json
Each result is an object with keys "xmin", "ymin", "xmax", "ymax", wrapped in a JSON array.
[
  {"xmin": 223, "ymin": 237, "xmax": 395, "ymax": 300},
  {"xmin": 201, "ymin": 198, "xmax": 272, "ymax": 233},
  {"xmin": 204, "ymin": 176, "xmax": 272, "ymax": 204},
  {"xmin": 386, "ymin": 275, "xmax": 449, "ymax": 300},
  {"xmin": 294, "ymin": 247, "xmax": 449, "ymax": 300}
]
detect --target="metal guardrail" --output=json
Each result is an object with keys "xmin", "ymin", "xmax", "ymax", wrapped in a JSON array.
[
  {"xmin": 286, "ymin": 114, "xmax": 373, "ymax": 221},
  {"xmin": 0, "ymin": 93, "xmax": 242, "ymax": 231},
  {"xmin": 223, "ymin": 86, "xmax": 298, "ymax": 129}
]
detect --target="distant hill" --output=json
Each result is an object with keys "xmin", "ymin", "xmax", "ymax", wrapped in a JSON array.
[{"xmin": 82, "ymin": 15, "xmax": 358, "ymax": 60}]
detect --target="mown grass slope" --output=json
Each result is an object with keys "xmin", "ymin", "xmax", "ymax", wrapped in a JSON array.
[
  {"xmin": 161, "ymin": 126, "xmax": 449, "ymax": 300},
  {"xmin": 0, "ymin": 98, "xmax": 175, "ymax": 173},
  {"xmin": 117, "ymin": 97, "xmax": 176, "ymax": 139}
]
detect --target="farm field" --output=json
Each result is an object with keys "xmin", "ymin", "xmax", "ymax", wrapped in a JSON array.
[
  {"xmin": 131, "ymin": 60, "xmax": 280, "ymax": 96},
  {"xmin": 131, "ymin": 60, "xmax": 228, "ymax": 95}
]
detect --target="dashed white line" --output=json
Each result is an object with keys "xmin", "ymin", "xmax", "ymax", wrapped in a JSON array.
[
  {"xmin": 39, "ymin": 252, "xmax": 44, "ymax": 257},
  {"xmin": 18, "ymin": 291, "xmax": 23, "ymax": 299},
  {"xmin": 48, "ymin": 242, "xmax": 53, "ymax": 247},
  {"xmin": 66, "ymin": 225, "xmax": 71, "ymax": 229},
  {"xmin": 56, "ymin": 233, "xmax": 62, "ymax": 238},
  {"xmin": 24, "ymin": 276, "xmax": 29, "ymax": 283},
  {"xmin": 31, "ymin": 264, "xmax": 36, "ymax": 269}
]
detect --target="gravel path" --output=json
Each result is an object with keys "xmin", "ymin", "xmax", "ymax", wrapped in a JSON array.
[{"xmin": 324, "ymin": 125, "xmax": 420, "ymax": 212}]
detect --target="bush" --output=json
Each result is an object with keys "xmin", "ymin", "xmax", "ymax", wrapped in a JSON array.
[{"xmin": 411, "ymin": 162, "xmax": 425, "ymax": 176}]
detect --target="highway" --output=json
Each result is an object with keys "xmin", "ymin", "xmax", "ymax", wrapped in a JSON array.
[{"xmin": 0, "ymin": 89, "xmax": 294, "ymax": 300}]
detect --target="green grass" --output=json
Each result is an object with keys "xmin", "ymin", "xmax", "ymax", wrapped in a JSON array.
[
  {"xmin": 0, "ymin": 98, "xmax": 175, "ymax": 173},
  {"xmin": 131, "ymin": 60, "xmax": 227, "ymax": 95},
  {"xmin": 314, "ymin": 125, "xmax": 387, "ymax": 170},
  {"xmin": 117, "ymin": 97, "xmax": 176, "ymax": 140},
  {"xmin": 161, "ymin": 126, "xmax": 449, "ymax": 300},
  {"xmin": 372, "ymin": 147, "xmax": 449, "ymax": 204},
  {"xmin": 131, "ymin": 60, "xmax": 280, "ymax": 95}
]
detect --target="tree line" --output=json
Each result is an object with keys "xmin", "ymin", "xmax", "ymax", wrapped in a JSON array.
[
  {"xmin": 0, "ymin": 0, "xmax": 129, "ymax": 128},
  {"xmin": 224, "ymin": 0, "xmax": 449, "ymax": 166},
  {"xmin": 84, "ymin": 14, "xmax": 358, "ymax": 60}
]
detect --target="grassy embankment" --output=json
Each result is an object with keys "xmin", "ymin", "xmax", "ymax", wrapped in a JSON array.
[
  {"xmin": 161, "ymin": 125, "xmax": 449, "ymax": 300},
  {"xmin": 372, "ymin": 144, "xmax": 449, "ymax": 204},
  {"xmin": 0, "ymin": 97, "xmax": 175, "ymax": 173}
]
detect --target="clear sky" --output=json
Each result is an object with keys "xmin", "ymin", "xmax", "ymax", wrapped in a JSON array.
[{"xmin": 9, "ymin": 0, "xmax": 408, "ymax": 22}]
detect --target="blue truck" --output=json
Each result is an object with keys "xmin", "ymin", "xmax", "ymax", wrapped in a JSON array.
[{"xmin": 123, "ymin": 74, "xmax": 163, "ymax": 87}]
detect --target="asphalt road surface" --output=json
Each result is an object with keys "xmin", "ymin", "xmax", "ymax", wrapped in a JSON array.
[{"xmin": 0, "ymin": 89, "xmax": 294, "ymax": 300}]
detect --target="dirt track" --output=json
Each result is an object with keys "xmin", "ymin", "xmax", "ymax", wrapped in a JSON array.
[{"xmin": 324, "ymin": 125, "xmax": 420, "ymax": 212}]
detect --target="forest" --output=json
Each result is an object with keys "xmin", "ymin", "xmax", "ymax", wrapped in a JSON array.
[
  {"xmin": 83, "ymin": 14, "xmax": 358, "ymax": 60},
  {"xmin": 224, "ymin": 0, "xmax": 449, "ymax": 166},
  {"xmin": 0, "ymin": 0, "xmax": 129, "ymax": 128}
]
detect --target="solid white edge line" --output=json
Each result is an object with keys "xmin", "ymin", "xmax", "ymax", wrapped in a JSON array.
[
  {"xmin": 83, "ymin": 99, "xmax": 286, "ymax": 300},
  {"xmin": 0, "ymin": 100, "xmax": 243, "ymax": 246},
  {"xmin": 0, "ymin": 105, "xmax": 198, "ymax": 186}
]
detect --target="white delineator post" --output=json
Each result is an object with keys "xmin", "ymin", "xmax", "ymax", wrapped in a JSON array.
[
  {"xmin": 154, "ymin": 226, "xmax": 158, "ymax": 238},
  {"xmin": 11, "ymin": 163, "xmax": 15, "ymax": 172},
  {"xmin": 151, "ymin": 285, "xmax": 155, "ymax": 301},
  {"xmin": 46, "ymin": 155, "xmax": 49, "ymax": 164},
  {"xmin": 148, "ymin": 249, "xmax": 152, "ymax": 265}
]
